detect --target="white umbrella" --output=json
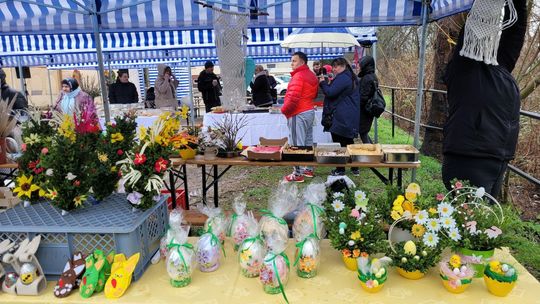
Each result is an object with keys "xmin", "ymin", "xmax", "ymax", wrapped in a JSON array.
[{"xmin": 280, "ymin": 27, "xmax": 360, "ymax": 49}]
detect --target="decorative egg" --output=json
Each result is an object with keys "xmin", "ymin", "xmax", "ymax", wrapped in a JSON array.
[
  {"xmin": 505, "ymin": 268, "xmax": 515, "ymax": 277},
  {"xmin": 20, "ymin": 263, "xmax": 38, "ymax": 285},
  {"xmin": 338, "ymin": 222, "xmax": 347, "ymax": 229},
  {"xmin": 401, "ymin": 257, "xmax": 408, "ymax": 263},
  {"xmin": 453, "ymin": 268, "xmax": 461, "ymax": 275},
  {"xmin": 372, "ymin": 280, "xmax": 379, "ymax": 287},
  {"xmin": 501, "ymin": 264, "xmax": 509, "ymax": 272},
  {"xmin": 413, "ymin": 255, "xmax": 420, "ymax": 261},
  {"xmin": 421, "ymin": 251, "xmax": 427, "ymax": 257},
  {"xmin": 348, "ymin": 240, "xmax": 355, "ymax": 246},
  {"xmin": 460, "ymin": 266, "xmax": 468, "ymax": 272},
  {"xmin": 404, "ymin": 241, "xmax": 416, "ymax": 255},
  {"xmin": 339, "ymin": 228, "xmax": 345, "ymax": 235},
  {"xmin": 4, "ymin": 272, "xmax": 18, "ymax": 288}
]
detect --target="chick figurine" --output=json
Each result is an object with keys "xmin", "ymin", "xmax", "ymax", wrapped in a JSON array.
[
  {"xmin": 449, "ymin": 255, "xmax": 461, "ymax": 269},
  {"xmin": 20, "ymin": 263, "xmax": 38, "ymax": 285}
]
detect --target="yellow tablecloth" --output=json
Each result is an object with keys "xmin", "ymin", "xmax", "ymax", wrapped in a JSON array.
[{"xmin": 1, "ymin": 239, "xmax": 538, "ymax": 304}]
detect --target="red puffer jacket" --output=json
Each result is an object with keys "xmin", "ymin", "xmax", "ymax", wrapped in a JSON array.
[{"xmin": 281, "ymin": 64, "xmax": 318, "ymax": 118}]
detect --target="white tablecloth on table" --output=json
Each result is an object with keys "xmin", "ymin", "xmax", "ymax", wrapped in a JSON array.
[{"xmin": 203, "ymin": 110, "xmax": 333, "ymax": 146}]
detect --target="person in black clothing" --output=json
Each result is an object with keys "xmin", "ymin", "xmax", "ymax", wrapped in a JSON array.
[
  {"xmin": 0, "ymin": 68, "xmax": 27, "ymax": 111},
  {"xmin": 357, "ymin": 56, "xmax": 377, "ymax": 144},
  {"xmin": 108, "ymin": 70, "xmax": 139, "ymax": 104},
  {"xmin": 443, "ymin": 0, "xmax": 527, "ymax": 197},
  {"xmin": 265, "ymin": 70, "xmax": 278, "ymax": 102},
  {"xmin": 250, "ymin": 65, "xmax": 273, "ymax": 107},
  {"xmin": 144, "ymin": 87, "xmax": 156, "ymax": 109},
  {"xmin": 197, "ymin": 60, "xmax": 222, "ymax": 113}
]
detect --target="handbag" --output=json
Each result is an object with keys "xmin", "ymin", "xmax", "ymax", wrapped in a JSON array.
[{"xmin": 365, "ymin": 81, "xmax": 386, "ymax": 118}]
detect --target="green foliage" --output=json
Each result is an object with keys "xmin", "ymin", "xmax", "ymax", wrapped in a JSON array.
[{"xmin": 388, "ymin": 241, "xmax": 442, "ymax": 273}]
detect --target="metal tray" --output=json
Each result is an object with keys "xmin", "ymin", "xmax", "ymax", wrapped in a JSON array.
[
  {"xmin": 381, "ymin": 144, "xmax": 419, "ymax": 163},
  {"xmin": 282, "ymin": 146, "xmax": 314, "ymax": 162},
  {"xmin": 315, "ymin": 147, "xmax": 350, "ymax": 164},
  {"xmin": 347, "ymin": 144, "xmax": 383, "ymax": 163}
]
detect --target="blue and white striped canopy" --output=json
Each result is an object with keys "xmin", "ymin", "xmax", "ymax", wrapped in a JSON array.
[{"xmin": 0, "ymin": 0, "xmax": 472, "ymax": 34}]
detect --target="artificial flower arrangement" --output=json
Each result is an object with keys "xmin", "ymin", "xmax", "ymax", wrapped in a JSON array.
[
  {"xmin": 441, "ymin": 180, "xmax": 508, "ymax": 277},
  {"xmin": 40, "ymin": 110, "xmax": 101, "ymax": 213},
  {"xmin": 388, "ymin": 239, "xmax": 441, "ymax": 280},
  {"xmin": 483, "ymin": 260, "xmax": 518, "ymax": 297},
  {"xmin": 13, "ymin": 109, "xmax": 55, "ymax": 205},
  {"xmin": 204, "ymin": 113, "xmax": 249, "ymax": 155},
  {"xmin": 118, "ymin": 112, "xmax": 181, "ymax": 210},
  {"xmin": 439, "ymin": 254, "xmax": 474, "ymax": 293},
  {"xmin": 357, "ymin": 254, "xmax": 392, "ymax": 293},
  {"xmin": 323, "ymin": 186, "xmax": 387, "ymax": 271},
  {"xmin": 86, "ymin": 112, "xmax": 137, "ymax": 202},
  {"xmin": 173, "ymin": 107, "xmax": 200, "ymax": 160}
]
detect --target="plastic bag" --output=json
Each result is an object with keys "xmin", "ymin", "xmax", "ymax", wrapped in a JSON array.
[
  {"xmin": 196, "ymin": 230, "xmax": 223, "ymax": 272},
  {"xmin": 260, "ymin": 233, "xmax": 290, "ymax": 298},
  {"xmin": 166, "ymin": 224, "xmax": 195, "ymax": 287},
  {"xmin": 238, "ymin": 212, "xmax": 266, "ymax": 278},
  {"xmin": 260, "ymin": 182, "xmax": 300, "ymax": 246},
  {"xmin": 201, "ymin": 206, "xmax": 228, "ymax": 244},
  {"xmin": 293, "ymin": 220, "xmax": 321, "ymax": 278},
  {"xmin": 228, "ymin": 195, "xmax": 251, "ymax": 251},
  {"xmin": 160, "ymin": 209, "xmax": 185, "ymax": 259},
  {"xmin": 293, "ymin": 181, "xmax": 326, "ymax": 242}
]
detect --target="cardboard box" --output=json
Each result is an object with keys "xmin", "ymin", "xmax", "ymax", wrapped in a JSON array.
[{"xmin": 246, "ymin": 137, "xmax": 287, "ymax": 161}]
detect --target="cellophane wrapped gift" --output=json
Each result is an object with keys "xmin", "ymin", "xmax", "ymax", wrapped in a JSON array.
[
  {"xmin": 260, "ymin": 182, "xmax": 299, "ymax": 247},
  {"xmin": 260, "ymin": 233, "xmax": 290, "ymax": 299},
  {"xmin": 294, "ymin": 220, "xmax": 321, "ymax": 278},
  {"xmin": 166, "ymin": 224, "xmax": 195, "ymax": 287},
  {"xmin": 160, "ymin": 209, "xmax": 185, "ymax": 259},
  {"xmin": 201, "ymin": 206, "xmax": 228, "ymax": 244},
  {"xmin": 293, "ymin": 181, "xmax": 327, "ymax": 242},
  {"xmin": 196, "ymin": 227, "xmax": 225, "ymax": 272},
  {"xmin": 228, "ymin": 195, "xmax": 250, "ymax": 251},
  {"xmin": 238, "ymin": 212, "xmax": 266, "ymax": 278}
]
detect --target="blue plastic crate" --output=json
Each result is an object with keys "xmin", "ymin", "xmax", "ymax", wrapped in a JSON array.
[{"xmin": 0, "ymin": 193, "xmax": 168, "ymax": 281}]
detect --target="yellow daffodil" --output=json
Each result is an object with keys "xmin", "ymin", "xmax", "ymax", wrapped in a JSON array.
[
  {"xmin": 180, "ymin": 105, "xmax": 189, "ymax": 119},
  {"xmin": 38, "ymin": 188, "xmax": 46, "ymax": 197},
  {"xmin": 411, "ymin": 224, "xmax": 426, "ymax": 237},
  {"xmin": 111, "ymin": 132, "xmax": 124, "ymax": 143},
  {"xmin": 350, "ymin": 231, "xmax": 362, "ymax": 241},
  {"xmin": 13, "ymin": 175, "xmax": 40, "ymax": 199},
  {"xmin": 98, "ymin": 152, "xmax": 109, "ymax": 163},
  {"xmin": 138, "ymin": 126, "xmax": 148, "ymax": 141},
  {"xmin": 73, "ymin": 195, "xmax": 87, "ymax": 207},
  {"xmin": 393, "ymin": 195, "xmax": 405, "ymax": 207},
  {"xmin": 449, "ymin": 255, "xmax": 461, "ymax": 269},
  {"xmin": 58, "ymin": 114, "xmax": 76, "ymax": 142}
]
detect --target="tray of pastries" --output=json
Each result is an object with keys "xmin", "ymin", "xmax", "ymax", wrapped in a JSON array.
[{"xmin": 347, "ymin": 144, "xmax": 383, "ymax": 163}]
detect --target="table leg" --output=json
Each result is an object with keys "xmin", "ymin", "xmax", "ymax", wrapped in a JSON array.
[
  {"xmin": 213, "ymin": 165, "xmax": 219, "ymax": 208},
  {"xmin": 397, "ymin": 169, "xmax": 403, "ymax": 189},
  {"xmin": 182, "ymin": 164, "xmax": 190, "ymax": 210},
  {"xmin": 389, "ymin": 168, "xmax": 394, "ymax": 185},
  {"xmin": 168, "ymin": 170, "xmax": 177, "ymax": 209},
  {"xmin": 202, "ymin": 165, "xmax": 207, "ymax": 205}
]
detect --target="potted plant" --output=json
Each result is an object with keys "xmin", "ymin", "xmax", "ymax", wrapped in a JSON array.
[
  {"xmin": 439, "ymin": 254, "xmax": 474, "ymax": 293},
  {"xmin": 323, "ymin": 187, "xmax": 387, "ymax": 271},
  {"xmin": 208, "ymin": 113, "xmax": 249, "ymax": 157},
  {"xmin": 483, "ymin": 260, "xmax": 518, "ymax": 297},
  {"xmin": 441, "ymin": 180, "xmax": 507, "ymax": 278},
  {"xmin": 357, "ymin": 253, "xmax": 391, "ymax": 293}
]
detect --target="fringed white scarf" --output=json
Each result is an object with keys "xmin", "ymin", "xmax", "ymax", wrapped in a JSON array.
[{"xmin": 459, "ymin": 0, "xmax": 518, "ymax": 65}]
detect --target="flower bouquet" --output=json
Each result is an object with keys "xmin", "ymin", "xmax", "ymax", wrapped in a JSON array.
[
  {"xmin": 483, "ymin": 260, "xmax": 518, "ymax": 297},
  {"xmin": 441, "ymin": 180, "xmax": 507, "ymax": 277},
  {"xmin": 87, "ymin": 112, "xmax": 137, "ymax": 202},
  {"xmin": 119, "ymin": 112, "xmax": 180, "ymax": 210},
  {"xmin": 166, "ymin": 222, "xmax": 195, "ymax": 288},
  {"xmin": 40, "ymin": 110, "xmax": 101, "ymax": 213},
  {"xmin": 260, "ymin": 233, "xmax": 290, "ymax": 303},
  {"xmin": 172, "ymin": 117, "xmax": 199, "ymax": 160},
  {"xmin": 13, "ymin": 110, "xmax": 55, "ymax": 206},
  {"xmin": 237, "ymin": 214, "xmax": 265, "ymax": 278},
  {"xmin": 323, "ymin": 187, "xmax": 387, "ymax": 271},
  {"xmin": 357, "ymin": 254, "xmax": 391, "ymax": 293},
  {"xmin": 439, "ymin": 254, "xmax": 474, "ymax": 293}
]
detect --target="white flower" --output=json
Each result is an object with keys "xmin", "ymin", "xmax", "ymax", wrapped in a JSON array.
[
  {"xmin": 475, "ymin": 187, "xmax": 485, "ymax": 198},
  {"xmin": 332, "ymin": 200, "xmax": 344, "ymax": 212},
  {"xmin": 354, "ymin": 190, "xmax": 366, "ymax": 201},
  {"xmin": 348, "ymin": 240, "xmax": 355, "ymax": 246},
  {"xmin": 414, "ymin": 210, "xmax": 429, "ymax": 225},
  {"xmin": 333, "ymin": 192, "xmax": 345, "ymax": 199},
  {"xmin": 402, "ymin": 210, "xmax": 413, "ymax": 219},
  {"xmin": 437, "ymin": 202, "xmax": 454, "ymax": 217},
  {"xmin": 426, "ymin": 218, "xmax": 441, "ymax": 232},
  {"xmin": 440, "ymin": 217, "xmax": 456, "ymax": 229},
  {"xmin": 45, "ymin": 168, "xmax": 54, "ymax": 176},
  {"xmin": 423, "ymin": 232, "xmax": 439, "ymax": 248},
  {"xmin": 66, "ymin": 172, "xmax": 77, "ymax": 180},
  {"xmin": 24, "ymin": 133, "xmax": 40, "ymax": 145},
  {"xmin": 448, "ymin": 227, "xmax": 462, "ymax": 242}
]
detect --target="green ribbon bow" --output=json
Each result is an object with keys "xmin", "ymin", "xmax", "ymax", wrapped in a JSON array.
[
  {"xmin": 167, "ymin": 240, "xmax": 194, "ymax": 271},
  {"xmin": 260, "ymin": 209, "xmax": 287, "ymax": 226},
  {"xmin": 306, "ymin": 203, "xmax": 325, "ymax": 238},
  {"xmin": 205, "ymin": 226, "xmax": 226, "ymax": 258},
  {"xmin": 240, "ymin": 234, "xmax": 263, "ymax": 251},
  {"xmin": 294, "ymin": 233, "xmax": 318, "ymax": 267},
  {"xmin": 227, "ymin": 213, "xmax": 238, "ymax": 237},
  {"xmin": 264, "ymin": 252, "xmax": 291, "ymax": 304}
]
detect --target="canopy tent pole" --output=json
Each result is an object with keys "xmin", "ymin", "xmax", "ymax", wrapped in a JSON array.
[
  {"xmin": 412, "ymin": 0, "xmax": 430, "ymax": 182},
  {"xmin": 16, "ymin": 56, "xmax": 26, "ymax": 99},
  {"xmin": 372, "ymin": 41, "xmax": 378, "ymax": 143},
  {"xmin": 108, "ymin": 54, "xmax": 113, "ymax": 84},
  {"xmin": 187, "ymin": 53, "xmax": 195, "ymax": 127},
  {"xmin": 47, "ymin": 68, "xmax": 53, "ymax": 106},
  {"xmin": 90, "ymin": 3, "xmax": 111, "ymax": 122}
]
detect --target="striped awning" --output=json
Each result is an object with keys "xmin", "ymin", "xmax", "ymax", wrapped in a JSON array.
[{"xmin": 0, "ymin": 0, "xmax": 472, "ymax": 34}]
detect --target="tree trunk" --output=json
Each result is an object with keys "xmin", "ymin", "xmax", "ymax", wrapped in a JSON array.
[{"xmin": 420, "ymin": 16, "xmax": 464, "ymax": 160}]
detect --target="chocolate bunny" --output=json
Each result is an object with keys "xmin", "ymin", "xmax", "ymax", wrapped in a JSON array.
[{"xmin": 53, "ymin": 252, "xmax": 86, "ymax": 298}]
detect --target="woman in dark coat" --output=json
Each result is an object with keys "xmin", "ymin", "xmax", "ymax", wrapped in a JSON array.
[
  {"xmin": 357, "ymin": 55, "xmax": 377, "ymax": 144},
  {"xmin": 108, "ymin": 70, "xmax": 139, "ymax": 104},
  {"xmin": 250, "ymin": 65, "xmax": 273, "ymax": 107},
  {"xmin": 319, "ymin": 57, "xmax": 360, "ymax": 176}
]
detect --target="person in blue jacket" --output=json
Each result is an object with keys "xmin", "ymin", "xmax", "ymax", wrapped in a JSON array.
[{"xmin": 319, "ymin": 57, "xmax": 360, "ymax": 176}]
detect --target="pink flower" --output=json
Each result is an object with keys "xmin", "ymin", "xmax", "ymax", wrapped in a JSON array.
[
  {"xmin": 365, "ymin": 280, "xmax": 376, "ymax": 288},
  {"xmin": 465, "ymin": 221, "xmax": 477, "ymax": 234},
  {"xmin": 454, "ymin": 181, "xmax": 463, "ymax": 189},
  {"xmin": 21, "ymin": 143, "xmax": 27, "ymax": 152},
  {"xmin": 485, "ymin": 226, "xmax": 502, "ymax": 239},
  {"xmin": 449, "ymin": 279, "xmax": 461, "ymax": 289},
  {"xmin": 41, "ymin": 147, "xmax": 48, "ymax": 155},
  {"xmin": 350, "ymin": 208, "xmax": 360, "ymax": 218},
  {"xmin": 436, "ymin": 193, "xmax": 444, "ymax": 201}
]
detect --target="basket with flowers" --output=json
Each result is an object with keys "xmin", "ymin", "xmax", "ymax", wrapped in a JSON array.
[
  {"xmin": 118, "ymin": 112, "xmax": 181, "ymax": 210},
  {"xmin": 323, "ymin": 187, "xmax": 387, "ymax": 271},
  {"xmin": 483, "ymin": 260, "xmax": 518, "ymax": 297},
  {"xmin": 439, "ymin": 254, "xmax": 474, "ymax": 293},
  {"xmin": 86, "ymin": 112, "xmax": 137, "ymax": 202},
  {"xmin": 356, "ymin": 253, "xmax": 391, "ymax": 293}
]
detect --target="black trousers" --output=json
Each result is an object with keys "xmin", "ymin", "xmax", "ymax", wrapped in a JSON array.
[
  {"xmin": 331, "ymin": 133, "xmax": 358, "ymax": 173},
  {"xmin": 442, "ymin": 154, "xmax": 508, "ymax": 199},
  {"xmin": 359, "ymin": 133, "xmax": 372, "ymax": 144}
]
